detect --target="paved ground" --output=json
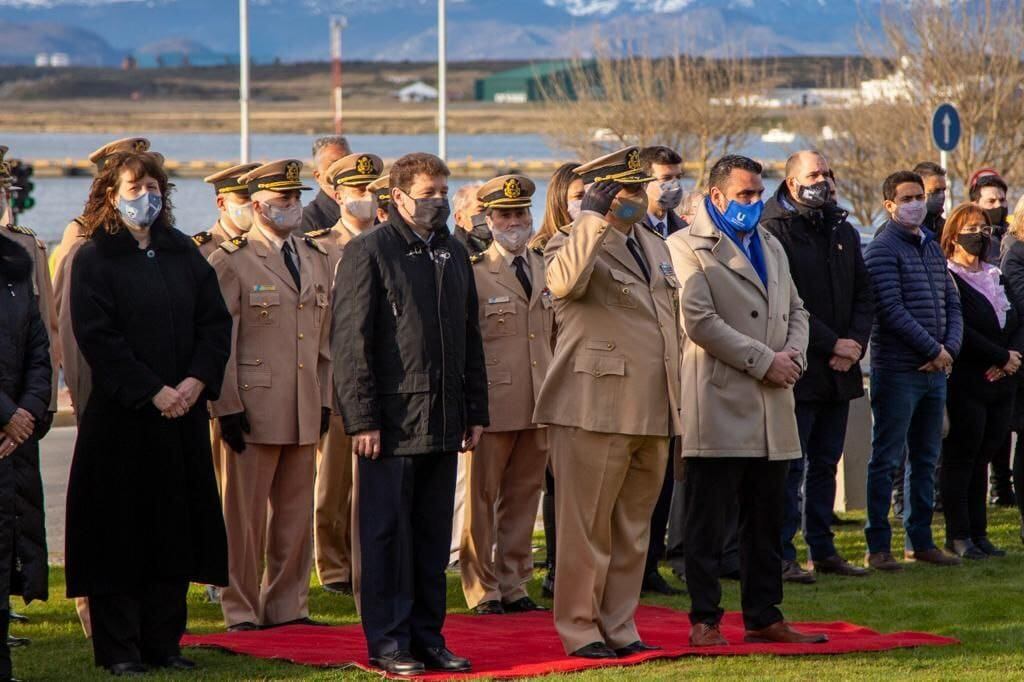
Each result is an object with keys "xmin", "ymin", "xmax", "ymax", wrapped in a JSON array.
[{"xmin": 40, "ymin": 426, "xmax": 75, "ymax": 564}]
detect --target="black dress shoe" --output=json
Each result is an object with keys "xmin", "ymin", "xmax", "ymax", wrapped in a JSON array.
[
  {"xmin": 151, "ymin": 656, "xmax": 196, "ymax": 670},
  {"xmin": 413, "ymin": 647, "xmax": 471, "ymax": 672},
  {"xmin": 107, "ymin": 662, "xmax": 148, "ymax": 676},
  {"xmin": 473, "ymin": 600, "xmax": 504, "ymax": 615},
  {"xmin": 227, "ymin": 621, "xmax": 260, "ymax": 632},
  {"xmin": 945, "ymin": 539, "xmax": 987, "ymax": 560},
  {"xmin": 7, "ymin": 610, "xmax": 28, "ymax": 623},
  {"xmin": 502, "ymin": 597, "xmax": 548, "ymax": 612},
  {"xmin": 7, "ymin": 634, "xmax": 29, "ymax": 648},
  {"xmin": 641, "ymin": 570, "xmax": 682, "ymax": 595},
  {"xmin": 323, "ymin": 581, "xmax": 353, "ymax": 595},
  {"xmin": 541, "ymin": 572, "xmax": 555, "ymax": 598},
  {"xmin": 571, "ymin": 642, "xmax": 618, "ymax": 659},
  {"xmin": 614, "ymin": 640, "xmax": 661, "ymax": 657},
  {"xmin": 369, "ymin": 651, "xmax": 425, "ymax": 676}
]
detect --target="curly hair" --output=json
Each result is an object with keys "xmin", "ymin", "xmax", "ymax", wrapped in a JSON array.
[{"xmin": 80, "ymin": 151, "xmax": 174, "ymax": 237}]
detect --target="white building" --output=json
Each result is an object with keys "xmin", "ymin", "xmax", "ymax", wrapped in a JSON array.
[
  {"xmin": 34, "ymin": 52, "xmax": 71, "ymax": 68},
  {"xmin": 397, "ymin": 81, "xmax": 439, "ymax": 103}
]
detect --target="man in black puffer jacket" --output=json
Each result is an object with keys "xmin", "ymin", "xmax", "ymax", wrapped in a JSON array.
[
  {"xmin": 761, "ymin": 151, "xmax": 874, "ymax": 582},
  {"xmin": 0, "ymin": 235, "xmax": 51, "ymax": 682}
]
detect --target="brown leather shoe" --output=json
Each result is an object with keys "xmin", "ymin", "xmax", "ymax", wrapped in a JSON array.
[
  {"xmin": 865, "ymin": 551, "xmax": 903, "ymax": 572},
  {"xmin": 689, "ymin": 622, "xmax": 728, "ymax": 647},
  {"xmin": 782, "ymin": 560, "xmax": 816, "ymax": 584},
  {"xmin": 905, "ymin": 548, "xmax": 962, "ymax": 566},
  {"xmin": 812, "ymin": 554, "xmax": 869, "ymax": 577},
  {"xmin": 744, "ymin": 621, "xmax": 828, "ymax": 644}
]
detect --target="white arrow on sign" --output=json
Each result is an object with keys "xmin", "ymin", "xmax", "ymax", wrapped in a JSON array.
[{"xmin": 943, "ymin": 113, "xmax": 952, "ymax": 146}]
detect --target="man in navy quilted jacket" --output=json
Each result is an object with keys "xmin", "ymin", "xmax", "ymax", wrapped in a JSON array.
[{"xmin": 862, "ymin": 170, "xmax": 964, "ymax": 571}]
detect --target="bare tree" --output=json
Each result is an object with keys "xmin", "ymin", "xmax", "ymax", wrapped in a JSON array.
[{"xmin": 540, "ymin": 45, "xmax": 773, "ymax": 188}]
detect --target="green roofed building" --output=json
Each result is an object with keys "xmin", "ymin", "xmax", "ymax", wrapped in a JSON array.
[{"xmin": 474, "ymin": 60, "xmax": 596, "ymax": 103}]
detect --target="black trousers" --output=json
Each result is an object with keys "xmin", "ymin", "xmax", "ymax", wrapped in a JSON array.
[
  {"xmin": 89, "ymin": 579, "xmax": 188, "ymax": 668},
  {"xmin": 543, "ymin": 466, "xmax": 556, "ymax": 569},
  {"xmin": 644, "ymin": 459, "xmax": 674, "ymax": 576},
  {"xmin": 941, "ymin": 385, "xmax": 1014, "ymax": 541},
  {"xmin": 991, "ymin": 435, "xmax": 1014, "ymax": 498},
  {"xmin": 359, "ymin": 452, "xmax": 457, "ymax": 658},
  {"xmin": 684, "ymin": 457, "xmax": 788, "ymax": 631},
  {"xmin": 0, "ymin": 608, "xmax": 10, "ymax": 680}
]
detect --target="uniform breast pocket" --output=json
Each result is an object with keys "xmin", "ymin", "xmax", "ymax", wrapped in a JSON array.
[
  {"xmin": 238, "ymin": 358, "xmax": 271, "ymax": 391},
  {"xmin": 249, "ymin": 292, "xmax": 281, "ymax": 327},
  {"xmin": 483, "ymin": 302, "xmax": 518, "ymax": 338},
  {"xmin": 314, "ymin": 289, "xmax": 328, "ymax": 328},
  {"xmin": 573, "ymin": 354, "xmax": 626, "ymax": 379},
  {"xmin": 606, "ymin": 268, "xmax": 639, "ymax": 309},
  {"xmin": 486, "ymin": 369, "xmax": 512, "ymax": 391}
]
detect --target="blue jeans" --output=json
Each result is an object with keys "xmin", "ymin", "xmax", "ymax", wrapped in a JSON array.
[
  {"xmin": 781, "ymin": 401, "xmax": 850, "ymax": 562},
  {"xmin": 865, "ymin": 370, "xmax": 946, "ymax": 554}
]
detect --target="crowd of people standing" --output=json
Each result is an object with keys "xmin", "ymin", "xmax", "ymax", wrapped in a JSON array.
[{"xmin": 0, "ymin": 133, "xmax": 1022, "ymax": 679}]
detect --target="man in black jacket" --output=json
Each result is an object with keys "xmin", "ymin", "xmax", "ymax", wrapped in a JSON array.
[
  {"xmin": 761, "ymin": 151, "xmax": 873, "ymax": 581},
  {"xmin": 301, "ymin": 135, "xmax": 350, "ymax": 232},
  {"xmin": 332, "ymin": 152, "xmax": 488, "ymax": 677}
]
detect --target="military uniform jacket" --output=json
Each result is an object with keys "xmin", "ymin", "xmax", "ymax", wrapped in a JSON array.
[
  {"xmin": 473, "ymin": 243, "xmax": 554, "ymax": 432},
  {"xmin": 2, "ymin": 225, "xmax": 59, "ymax": 411},
  {"xmin": 533, "ymin": 212, "xmax": 682, "ymax": 437},
  {"xmin": 53, "ymin": 218, "xmax": 89, "ymax": 413},
  {"xmin": 208, "ymin": 226, "xmax": 333, "ymax": 446},
  {"xmin": 193, "ymin": 220, "xmax": 238, "ymax": 260}
]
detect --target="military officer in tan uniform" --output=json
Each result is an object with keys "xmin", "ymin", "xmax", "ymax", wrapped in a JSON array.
[
  {"xmin": 192, "ymin": 163, "xmax": 260, "ymax": 258},
  {"xmin": 307, "ymin": 151, "xmax": 383, "ymax": 596},
  {"xmin": 533, "ymin": 147, "xmax": 682, "ymax": 658},
  {"xmin": 459, "ymin": 175, "xmax": 553, "ymax": 615},
  {"xmin": 368, "ymin": 175, "xmax": 391, "ymax": 224},
  {"xmin": 207, "ymin": 159, "xmax": 334, "ymax": 631}
]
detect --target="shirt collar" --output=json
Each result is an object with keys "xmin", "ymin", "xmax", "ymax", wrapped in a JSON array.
[
  {"xmin": 257, "ymin": 224, "xmax": 294, "ymax": 253},
  {"xmin": 219, "ymin": 218, "xmax": 239, "ymax": 240},
  {"xmin": 646, "ymin": 212, "xmax": 668, "ymax": 234},
  {"xmin": 492, "ymin": 238, "xmax": 526, "ymax": 265}
]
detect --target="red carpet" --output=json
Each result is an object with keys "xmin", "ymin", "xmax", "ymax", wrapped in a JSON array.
[{"xmin": 182, "ymin": 606, "xmax": 957, "ymax": 679}]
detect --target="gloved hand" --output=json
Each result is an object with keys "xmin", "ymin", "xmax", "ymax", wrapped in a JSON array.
[
  {"xmin": 219, "ymin": 412, "xmax": 251, "ymax": 454},
  {"xmin": 580, "ymin": 180, "xmax": 623, "ymax": 217},
  {"xmin": 320, "ymin": 407, "xmax": 331, "ymax": 437}
]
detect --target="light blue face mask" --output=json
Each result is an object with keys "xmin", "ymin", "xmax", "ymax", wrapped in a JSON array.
[
  {"xmin": 118, "ymin": 191, "xmax": 162, "ymax": 228},
  {"xmin": 721, "ymin": 199, "xmax": 764, "ymax": 232}
]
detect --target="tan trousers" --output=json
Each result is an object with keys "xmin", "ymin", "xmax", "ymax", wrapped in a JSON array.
[
  {"xmin": 220, "ymin": 442, "xmax": 315, "ymax": 627},
  {"xmin": 210, "ymin": 419, "xmax": 224, "ymax": 491},
  {"xmin": 314, "ymin": 415, "xmax": 355, "ymax": 585},
  {"xmin": 460, "ymin": 429, "xmax": 547, "ymax": 608},
  {"xmin": 549, "ymin": 426, "xmax": 669, "ymax": 654},
  {"xmin": 450, "ymin": 451, "xmax": 469, "ymax": 563}
]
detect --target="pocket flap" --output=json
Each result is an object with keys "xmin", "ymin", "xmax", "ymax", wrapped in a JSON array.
[
  {"xmin": 249, "ymin": 292, "xmax": 281, "ymax": 307},
  {"xmin": 378, "ymin": 370, "xmax": 430, "ymax": 394},
  {"xmin": 573, "ymin": 354, "xmax": 626, "ymax": 378},
  {"xmin": 487, "ymin": 370, "xmax": 512, "ymax": 387},
  {"xmin": 609, "ymin": 268, "xmax": 634, "ymax": 284},
  {"xmin": 239, "ymin": 357, "xmax": 265, "ymax": 367},
  {"xmin": 585, "ymin": 339, "xmax": 616, "ymax": 352},
  {"xmin": 484, "ymin": 302, "xmax": 516, "ymax": 316},
  {"xmin": 238, "ymin": 368, "xmax": 271, "ymax": 389},
  {"xmin": 665, "ymin": 275, "xmax": 681, "ymax": 289},
  {"xmin": 316, "ymin": 292, "xmax": 328, "ymax": 307}
]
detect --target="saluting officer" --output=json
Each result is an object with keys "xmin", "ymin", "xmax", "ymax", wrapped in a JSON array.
[
  {"xmin": 367, "ymin": 175, "xmax": 391, "ymax": 224},
  {"xmin": 192, "ymin": 163, "xmax": 260, "ymax": 258},
  {"xmin": 534, "ymin": 147, "xmax": 682, "ymax": 658},
  {"xmin": 53, "ymin": 136, "xmax": 153, "ymax": 419},
  {"xmin": 207, "ymin": 159, "xmax": 333, "ymax": 631},
  {"xmin": 308, "ymin": 151, "xmax": 383, "ymax": 596},
  {"xmin": 460, "ymin": 175, "xmax": 554, "ymax": 615}
]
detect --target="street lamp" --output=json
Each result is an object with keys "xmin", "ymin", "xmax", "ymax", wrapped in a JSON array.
[
  {"xmin": 239, "ymin": 0, "xmax": 251, "ymax": 163},
  {"xmin": 438, "ymin": 0, "xmax": 447, "ymax": 161}
]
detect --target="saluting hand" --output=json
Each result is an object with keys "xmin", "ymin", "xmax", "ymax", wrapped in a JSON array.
[
  {"xmin": 353, "ymin": 430, "xmax": 382, "ymax": 460},
  {"xmin": 580, "ymin": 180, "xmax": 624, "ymax": 218}
]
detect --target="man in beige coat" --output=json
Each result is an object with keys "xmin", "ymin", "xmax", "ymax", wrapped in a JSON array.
[
  {"xmin": 208, "ymin": 160, "xmax": 333, "ymax": 631},
  {"xmin": 667, "ymin": 154, "xmax": 824, "ymax": 648},
  {"xmin": 460, "ymin": 175, "xmax": 553, "ymax": 615},
  {"xmin": 534, "ymin": 147, "xmax": 681, "ymax": 659}
]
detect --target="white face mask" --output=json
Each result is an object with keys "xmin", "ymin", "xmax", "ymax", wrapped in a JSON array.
[
  {"xmin": 345, "ymin": 198, "xmax": 376, "ymax": 222},
  {"xmin": 228, "ymin": 201, "xmax": 253, "ymax": 231},
  {"xmin": 262, "ymin": 202, "xmax": 302, "ymax": 231},
  {"xmin": 567, "ymin": 199, "xmax": 582, "ymax": 222},
  {"xmin": 493, "ymin": 225, "xmax": 532, "ymax": 253},
  {"xmin": 894, "ymin": 199, "xmax": 927, "ymax": 228}
]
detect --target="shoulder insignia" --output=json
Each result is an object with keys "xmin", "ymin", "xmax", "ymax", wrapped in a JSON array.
[
  {"xmin": 72, "ymin": 216, "xmax": 85, "ymax": 228},
  {"xmin": 4, "ymin": 223, "xmax": 36, "ymax": 236},
  {"xmin": 304, "ymin": 235, "xmax": 328, "ymax": 255},
  {"xmin": 192, "ymin": 231, "xmax": 213, "ymax": 246},
  {"xmin": 307, "ymin": 228, "xmax": 331, "ymax": 239},
  {"xmin": 531, "ymin": 245, "xmax": 544, "ymax": 256},
  {"xmin": 639, "ymin": 222, "xmax": 667, "ymax": 240},
  {"xmin": 219, "ymin": 235, "xmax": 248, "ymax": 254},
  {"xmin": 470, "ymin": 252, "xmax": 485, "ymax": 264}
]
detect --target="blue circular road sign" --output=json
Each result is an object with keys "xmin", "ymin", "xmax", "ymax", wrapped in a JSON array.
[{"xmin": 932, "ymin": 103, "xmax": 961, "ymax": 152}]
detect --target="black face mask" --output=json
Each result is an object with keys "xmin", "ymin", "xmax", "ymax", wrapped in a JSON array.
[
  {"xmin": 957, "ymin": 231, "xmax": 990, "ymax": 258},
  {"xmin": 469, "ymin": 212, "xmax": 492, "ymax": 236},
  {"xmin": 794, "ymin": 180, "xmax": 830, "ymax": 209},
  {"xmin": 984, "ymin": 206, "xmax": 1008, "ymax": 228},
  {"xmin": 403, "ymin": 194, "xmax": 451, "ymax": 234}
]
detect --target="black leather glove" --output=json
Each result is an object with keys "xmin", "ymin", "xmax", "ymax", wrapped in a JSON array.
[
  {"xmin": 580, "ymin": 180, "xmax": 623, "ymax": 217},
  {"xmin": 219, "ymin": 412, "xmax": 251, "ymax": 454},
  {"xmin": 34, "ymin": 411, "xmax": 54, "ymax": 441},
  {"xmin": 320, "ymin": 407, "xmax": 331, "ymax": 437}
]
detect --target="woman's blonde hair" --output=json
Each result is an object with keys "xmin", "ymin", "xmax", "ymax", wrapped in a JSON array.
[{"xmin": 1009, "ymin": 194, "xmax": 1024, "ymax": 240}]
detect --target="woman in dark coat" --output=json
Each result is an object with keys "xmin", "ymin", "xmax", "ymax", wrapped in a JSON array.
[
  {"xmin": 0, "ymin": 234, "xmax": 52, "ymax": 682},
  {"xmin": 999, "ymin": 196, "xmax": 1024, "ymax": 543},
  {"xmin": 65, "ymin": 151, "xmax": 231, "ymax": 675}
]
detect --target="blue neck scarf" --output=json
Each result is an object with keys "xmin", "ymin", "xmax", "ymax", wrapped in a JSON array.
[{"xmin": 705, "ymin": 195, "xmax": 768, "ymax": 285}]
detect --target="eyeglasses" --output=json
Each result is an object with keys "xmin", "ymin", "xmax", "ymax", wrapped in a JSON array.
[{"xmin": 961, "ymin": 225, "xmax": 994, "ymax": 236}]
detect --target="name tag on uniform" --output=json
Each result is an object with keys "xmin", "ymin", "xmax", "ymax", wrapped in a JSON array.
[
  {"xmin": 659, "ymin": 262, "xmax": 675, "ymax": 277},
  {"xmin": 488, "ymin": 296, "xmax": 511, "ymax": 304},
  {"xmin": 253, "ymin": 284, "xmax": 277, "ymax": 292}
]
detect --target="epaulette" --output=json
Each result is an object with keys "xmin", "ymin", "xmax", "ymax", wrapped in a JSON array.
[
  {"xmin": 4, "ymin": 223, "xmax": 36, "ymax": 236},
  {"xmin": 307, "ymin": 228, "xmax": 331, "ymax": 239},
  {"xmin": 192, "ymin": 231, "xmax": 213, "ymax": 246},
  {"xmin": 219, "ymin": 236, "xmax": 248, "ymax": 254},
  {"xmin": 639, "ymin": 221, "xmax": 667, "ymax": 240},
  {"xmin": 470, "ymin": 252, "xmax": 485, "ymax": 264},
  {"xmin": 531, "ymin": 245, "xmax": 544, "ymax": 256},
  {"xmin": 304, "ymin": 235, "xmax": 328, "ymax": 255}
]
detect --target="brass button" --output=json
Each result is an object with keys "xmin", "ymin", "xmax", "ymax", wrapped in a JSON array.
[
  {"xmin": 260, "ymin": 310, "xmax": 269, "ymax": 318},
  {"xmin": 606, "ymin": 343, "xmax": 614, "ymax": 350},
  {"xmin": 255, "ymin": 359, "xmax": 261, "ymax": 364},
  {"xmin": 498, "ymin": 319, "xmax": 505, "ymax": 324},
  {"xmin": 242, "ymin": 383, "xmax": 249, "ymax": 389},
  {"xmin": 298, "ymin": 304, "xmax": 304, "ymax": 310},
  {"xmin": 532, "ymin": 361, "xmax": 538, "ymax": 367},
  {"xmin": 298, "ymin": 333, "xmax": 305, "ymax": 339},
  {"xmin": 622, "ymin": 288, "xmax": 629, "ymax": 294},
  {"xmin": 595, "ymin": 370, "xmax": 603, "ymax": 377},
  {"xmin": 529, "ymin": 333, "xmax": 536, "ymax": 339},
  {"xmin": 298, "ymin": 363, "xmax": 304, "ymax": 369},
  {"xmin": 498, "ymin": 308, "xmax": 505, "ymax": 314}
]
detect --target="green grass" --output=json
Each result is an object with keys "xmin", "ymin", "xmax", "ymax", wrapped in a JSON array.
[{"xmin": 11, "ymin": 508, "xmax": 1024, "ymax": 681}]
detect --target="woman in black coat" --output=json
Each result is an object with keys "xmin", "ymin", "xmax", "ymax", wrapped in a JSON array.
[
  {"xmin": 999, "ymin": 201, "xmax": 1024, "ymax": 543},
  {"xmin": 0, "ymin": 234, "xmax": 51, "ymax": 682},
  {"xmin": 65, "ymin": 151, "xmax": 232, "ymax": 675},
  {"xmin": 940, "ymin": 204, "xmax": 1024, "ymax": 560}
]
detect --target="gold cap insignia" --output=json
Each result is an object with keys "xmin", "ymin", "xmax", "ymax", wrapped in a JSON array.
[
  {"xmin": 133, "ymin": 140, "xmax": 148, "ymax": 152},
  {"xmin": 356, "ymin": 155, "xmax": 374, "ymax": 175},
  {"xmin": 627, "ymin": 149, "xmax": 641, "ymax": 171},
  {"xmin": 285, "ymin": 162, "xmax": 301, "ymax": 182},
  {"xmin": 503, "ymin": 177, "xmax": 522, "ymax": 199}
]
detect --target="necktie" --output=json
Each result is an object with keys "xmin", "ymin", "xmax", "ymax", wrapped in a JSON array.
[
  {"xmin": 656, "ymin": 221, "xmax": 667, "ymax": 238},
  {"xmin": 626, "ymin": 236, "xmax": 651, "ymax": 283},
  {"xmin": 513, "ymin": 256, "xmax": 533, "ymax": 300},
  {"xmin": 282, "ymin": 240, "xmax": 301, "ymax": 289}
]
